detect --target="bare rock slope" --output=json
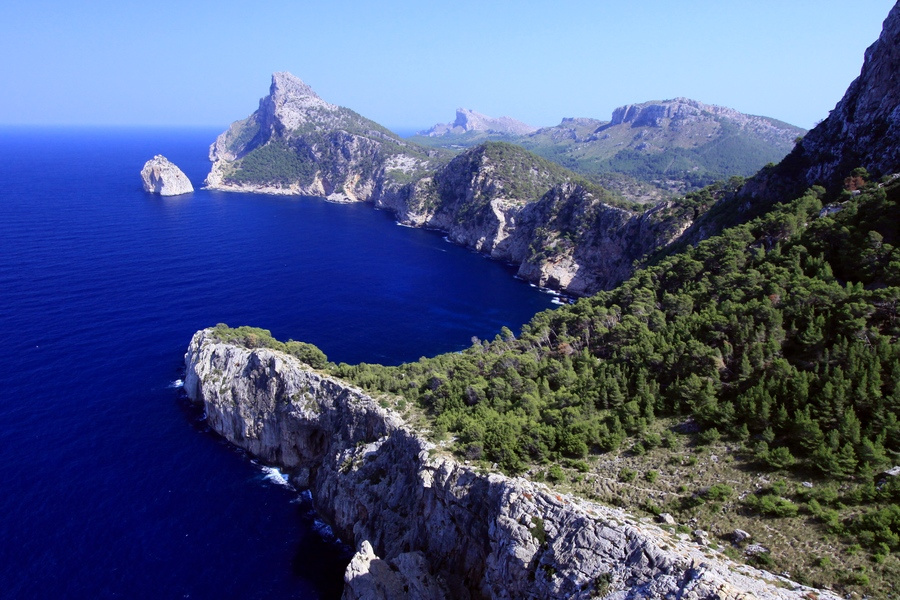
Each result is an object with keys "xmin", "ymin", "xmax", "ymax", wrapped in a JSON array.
[
  {"xmin": 185, "ymin": 329, "xmax": 839, "ymax": 600},
  {"xmin": 206, "ymin": 72, "xmax": 437, "ymax": 202}
]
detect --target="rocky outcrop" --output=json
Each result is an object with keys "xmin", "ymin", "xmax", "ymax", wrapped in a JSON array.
[
  {"xmin": 184, "ymin": 329, "xmax": 839, "ymax": 600},
  {"xmin": 606, "ymin": 98, "xmax": 799, "ymax": 146},
  {"xmin": 205, "ymin": 72, "xmax": 435, "ymax": 202},
  {"xmin": 677, "ymin": 2, "xmax": 900, "ymax": 244},
  {"xmin": 140, "ymin": 155, "xmax": 193, "ymax": 196},
  {"xmin": 785, "ymin": 3, "xmax": 900, "ymax": 191},
  {"xmin": 376, "ymin": 143, "xmax": 693, "ymax": 295},
  {"xmin": 419, "ymin": 109, "xmax": 538, "ymax": 137}
]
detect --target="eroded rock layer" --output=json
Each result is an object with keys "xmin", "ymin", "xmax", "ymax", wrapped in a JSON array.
[{"xmin": 184, "ymin": 329, "xmax": 838, "ymax": 600}]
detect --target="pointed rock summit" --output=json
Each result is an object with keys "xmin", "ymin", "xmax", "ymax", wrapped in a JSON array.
[
  {"xmin": 419, "ymin": 108, "xmax": 537, "ymax": 137},
  {"xmin": 205, "ymin": 71, "xmax": 433, "ymax": 201},
  {"xmin": 258, "ymin": 71, "xmax": 333, "ymax": 132},
  {"xmin": 140, "ymin": 155, "xmax": 193, "ymax": 196}
]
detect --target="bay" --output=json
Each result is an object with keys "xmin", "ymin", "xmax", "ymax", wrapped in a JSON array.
[{"xmin": 0, "ymin": 127, "xmax": 556, "ymax": 598}]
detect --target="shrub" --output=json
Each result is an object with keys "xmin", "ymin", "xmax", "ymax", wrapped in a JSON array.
[
  {"xmin": 547, "ymin": 465, "xmax": 565, "ymax": 482},
  {"xmin": 619, "ymin": 468, "xmax": 636, "ymax": 483},
  {"xmin": 705, "ymin": 483, "xmax": 734, "ymax": 502}
]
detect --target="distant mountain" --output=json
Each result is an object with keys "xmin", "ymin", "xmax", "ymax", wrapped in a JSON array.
[
  {"xmin": 412, "ymin": 99, "xmax": 805, "ymax": 197},
  {"xmin": 417, "ymin": 108, "xmax": 537, "ymax": 137}
]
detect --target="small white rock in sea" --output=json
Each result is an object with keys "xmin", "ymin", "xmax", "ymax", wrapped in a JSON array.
[{"xmin": 140, "ymin": 155, "xmax": 193, "ymax": 196}]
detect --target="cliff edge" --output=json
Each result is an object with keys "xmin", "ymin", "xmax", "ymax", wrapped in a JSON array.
[{"xmin": 184, "ymin": 328, "xmax": 838, "ymax": 600}]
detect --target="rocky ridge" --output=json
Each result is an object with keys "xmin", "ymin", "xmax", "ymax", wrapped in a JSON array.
[
  {"xmin": 375, "ymin": 142, "xmax": 694, "ymax": 294},
  {"xmin": 140, "ymin": 155, "xmax": 193, "ymax": 196},
  {"xmin": 678, "ymin": 2, "xmax": 900, "ymax": 247},
  {"xmin": 787, "ymin": 3, "xmax": 900, "ymax": 191},
  {"xmin": 418, "ymin": 108, "xmax": 538, "ymax": 137},
  {"xmin": 184, "ymin": 328, "xmax": 839, "ymax": 600},
  {"xmin": 205, "ymin": 72, "xmax": 438, "ymax": 203}
]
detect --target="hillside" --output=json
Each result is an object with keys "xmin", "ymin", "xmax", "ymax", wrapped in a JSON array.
[
  {"xmin": 410, "ymin": 98, "xmax": 805, "ymax": 199},
  {"xmin": 375, "ymin": 141, "xmax": 697, "ymax": 295},
  {"xmin": 339, "ymin": 171, "xmax": 900, "ymax": 597},
  {"xmin": 205, "ymin": 71, "xmax": 446, "ymax": 202}
]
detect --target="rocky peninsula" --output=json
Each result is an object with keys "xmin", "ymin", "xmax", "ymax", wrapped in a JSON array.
[
  {"xmin": 184, "ymin": 328, "xmax": 839, "ymax": 600},
  {"xmin": 140, "ymin": 155, "xmax": 193, "ymax": 196}
]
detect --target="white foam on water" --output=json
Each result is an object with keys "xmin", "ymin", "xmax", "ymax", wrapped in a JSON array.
[
  {"xmin": 168, "ymin": 379, "xmax": 184, "ymax": 388},
  {"xmin": 261, "ymin": 466, "xmax": 292, "ymax": 488}
]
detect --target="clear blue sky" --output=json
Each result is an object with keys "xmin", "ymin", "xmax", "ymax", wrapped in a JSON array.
[{"xmin": 1, "ymin": 0, "xmax": 895, "ymax": 132}]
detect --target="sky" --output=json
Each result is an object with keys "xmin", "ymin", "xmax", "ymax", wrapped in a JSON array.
[{"xmin": 0, "ymin": 0, "xmax": 896, "ymax": 132}]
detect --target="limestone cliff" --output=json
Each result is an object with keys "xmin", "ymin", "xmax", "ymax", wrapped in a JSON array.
[
  {"xmin": 679, "ymin": 2, "xmax": 900, "ymax": 242},
  {"xmin": 140, "ymin": 155, "xmax": 193, "ymax": 196},
  {"xmin": 184, "ymin": 328, "xmax": 839, "ymax": 600},
  {"xmin": 205, "ymin": 72, "xmax": 438, "ymax": 202},
  {"xmin": 376, "ymin": 143, "xmax": 692, "ymax": 294}
]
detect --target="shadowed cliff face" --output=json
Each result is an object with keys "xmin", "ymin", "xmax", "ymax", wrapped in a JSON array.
[
  {"xmin": 792, "ymin": 3, "xmax": 900, "ymax": 190},
  {"xmin": 184, "ymin": 329, "xmax": 841, "ymax": 600},
  {"xmin": 679, "ymin": 3, "xmax": 900, "ymax": 243}
]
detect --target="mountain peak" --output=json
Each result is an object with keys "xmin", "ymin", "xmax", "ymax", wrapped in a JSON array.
[
  {"xmin": 607, "ymin": 97, "xmax": 783, "ymax": 130},
  {"xmin": 256, "ymin": 71, "xmax": 334, "ymax": 133},
  {"xmin": 419, "ymin": 109, "xmax": 537, "ymax": 137},
  {"xmin": 269, "ymin": 71, "xmax": 320, "ymax": 101}
]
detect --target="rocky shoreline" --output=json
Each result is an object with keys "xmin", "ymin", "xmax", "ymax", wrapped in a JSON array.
[{"xmin": 184, "ymin": 328, "xmax": 838, "ymax": 600}]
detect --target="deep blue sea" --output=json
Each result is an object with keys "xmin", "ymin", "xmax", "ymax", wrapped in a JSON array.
[{"xmin": 0, "ymin": 127, "xmax": 556, "ymax": 598}]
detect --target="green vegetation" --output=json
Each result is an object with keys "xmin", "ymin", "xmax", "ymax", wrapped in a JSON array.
[
  {"xmin": 330, "ymin": 175, "xmax": 900, "ymax": 579},
  {"xmin": 434, "ymin": 142, "xmax": 642, "ymax": 221},
  {"xmin": 210, "ymin": 324, "xmax": 328, "ymax": 369},
  {"xmin": 226, "ymin": 140, "xmax": 317, "ymax": 186},
  {"xmin": 216, "ymin": 169, "xmax": 900, "ymax": 595}
]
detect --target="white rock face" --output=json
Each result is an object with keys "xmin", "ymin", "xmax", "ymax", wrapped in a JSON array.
[
  {"xmin": 184, "ymin": 329, "xmax": 841, "ymax": 600},
  {"xmin": 140, "ymin": 155, "xmax": 193, "ymax": 196},
  {"xmin": 419, "ymin": 108, "xmax": 538, "ymax": 137}
]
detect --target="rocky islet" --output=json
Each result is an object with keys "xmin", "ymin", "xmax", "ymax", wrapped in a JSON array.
[{"xmin": 140, "ymin": 154, "xmax": 193, "ymax": 196}]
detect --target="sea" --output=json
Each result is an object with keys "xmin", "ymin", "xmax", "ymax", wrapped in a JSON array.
[{"xmin": 0, "ymin": 127, "xmax": 557, "ymax": 598}]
